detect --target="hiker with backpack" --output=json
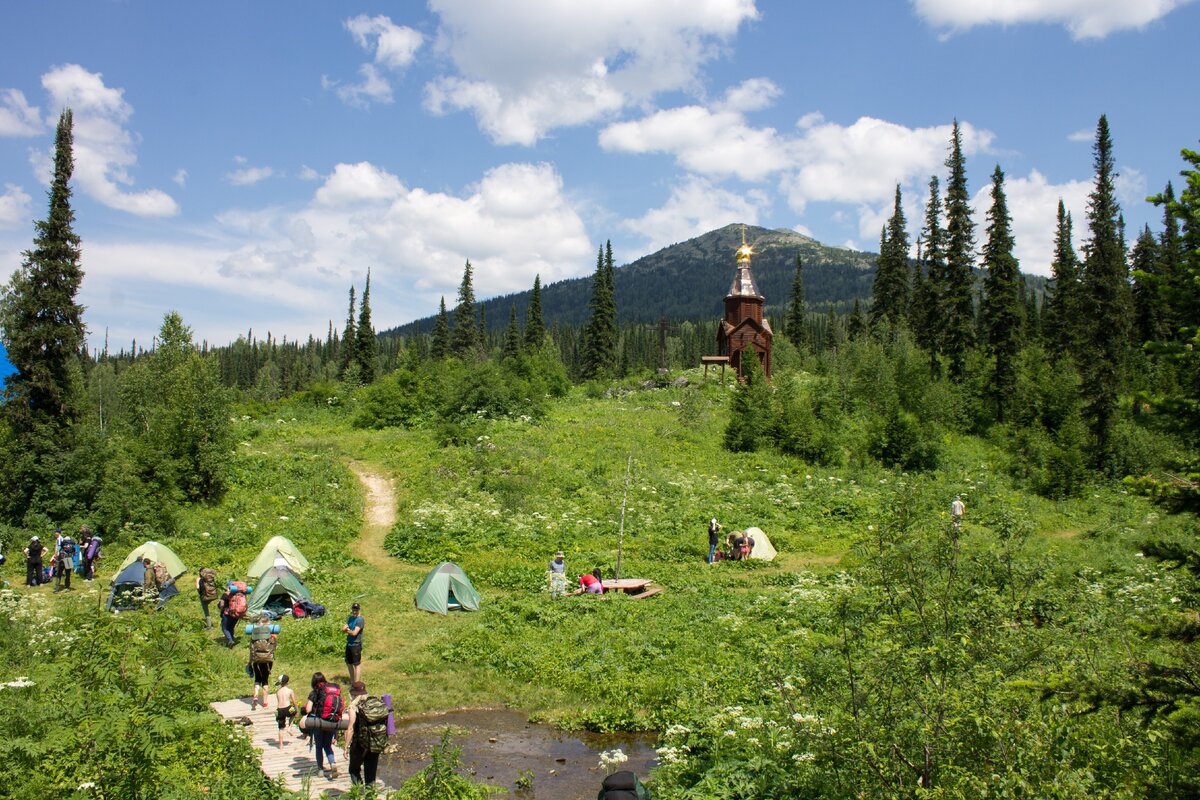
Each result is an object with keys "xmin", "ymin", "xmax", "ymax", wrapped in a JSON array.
[
  {"xmin": 344, "ymin": 680, "xmax": 389, "ymax": 786},
  {"xmin": 54, "ymin": 533, "xmax": 77, "ymax": 592},
  {"xmin": 196, "ymin": 567, "xmax": 219, "ymax": 629},
  {"xmin": 303, "ymin": 671, "xmax": 342, "ymax": 779},
  {"xmin": 142, "ymin": 557, "xmax": 175, "ymax": 609},
  {"xmin": 248, "ymin": 614, "xmax": 278, "ymax": 710},
  {"xmin": 217, "ymin": 582, "xmax": 249, "ymax": 647},
  {"xmin": 23, "ymin": 536, "xmax": 45, "ymax": 587},
  {"xmin": 80, "ymin": 529, "xmax": 100, "ymax": 581}
]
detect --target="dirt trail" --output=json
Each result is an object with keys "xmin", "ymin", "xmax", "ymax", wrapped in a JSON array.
[{"xmin": 348, "ymin": 462, "xmax": 398, "ymax": 568}]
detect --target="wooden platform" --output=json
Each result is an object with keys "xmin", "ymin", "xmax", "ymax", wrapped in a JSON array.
[
  {"xmin": 210, "ymin": 696, "xmax": 378, "ymax": 797},
  {"xmin": 601, "ymin": 578, "xmax": 662, "ymax": 598}
]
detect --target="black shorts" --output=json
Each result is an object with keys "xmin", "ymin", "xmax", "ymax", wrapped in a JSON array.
[
  {"xmin": 276, "ymin": 706, "xmax": 296, "ymax": 729},
  {"xmin": 345, "ymin": 644, "xmax": 362, "ymax": 666},
  {"xmin": 252, "ymin": 661, "xmax": 272, "ymax": 686}
]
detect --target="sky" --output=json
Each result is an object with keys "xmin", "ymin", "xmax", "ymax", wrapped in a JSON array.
[{"xmin": 0, "ymin": 0, "xmax": 1197, "ymax": 351}]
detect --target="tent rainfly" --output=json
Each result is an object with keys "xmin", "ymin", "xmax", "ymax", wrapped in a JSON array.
[
  {"xmin": 247, "ymin": 535, "xmax": 311, "ymax": 579},
  {"xmin": 415, "ymin": 561, "xmax": 481, "ymax": 615},
  {"xmin": 116, "ymin": 541, "xmax": 188, "ymax": 579},
  {"xmin": 106, "ymin": 560, "xmax": 180, "ymax": 612},
  {"xmin": 246, "ymin": 566, "xmax": 315, "ymax": 616},
  {"xmin": 745, "ymin": 526, "xmax": 777, "ymax": 561}
]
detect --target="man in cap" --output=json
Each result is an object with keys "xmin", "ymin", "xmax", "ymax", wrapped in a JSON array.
[
  {"xmin": 548, "ymin": 550, "xmax": 567, "ymax": 598},
  {"xmin": 343, "ymin": 602, "xmax": 365, "ymax": 685}
]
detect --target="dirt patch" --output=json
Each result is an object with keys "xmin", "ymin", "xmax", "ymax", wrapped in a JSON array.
[
  {"xmin": 349, "ymin": 462, "xmax": 398, "ymax": 567},
  {"xmin": 380, "ymin": 708, "xmax": 657, "ymax": 800}
]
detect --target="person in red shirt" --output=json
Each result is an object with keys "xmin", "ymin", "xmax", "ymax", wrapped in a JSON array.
[{"xmin": 576, "ymin": 573, "xmax": 603, "ymax": 595}]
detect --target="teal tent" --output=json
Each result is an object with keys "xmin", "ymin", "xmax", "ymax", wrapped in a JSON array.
[
  {"xmin": 246, "ymin": 566, "xmax": 315, "ymax": 616},
  {"xmin": 415, "ymin": 561, "xmax": 481, "ymax": 615}
]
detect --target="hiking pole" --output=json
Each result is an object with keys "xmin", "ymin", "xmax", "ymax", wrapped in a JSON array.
[{"xmin": 615, "ymin": 451, "xmax": 632, "ymax": 582}]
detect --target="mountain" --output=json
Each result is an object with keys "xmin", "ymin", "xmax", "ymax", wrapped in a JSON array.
[{"xmin": 385, "ymin": 224, "xmax": 879, "ymax": 336}]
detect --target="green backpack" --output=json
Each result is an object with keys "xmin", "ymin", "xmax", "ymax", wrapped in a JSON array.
[{"xmin": 356, "ymin": 696, "xmax": 390, "ymax": 754}]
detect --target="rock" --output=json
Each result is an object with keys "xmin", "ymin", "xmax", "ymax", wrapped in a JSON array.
[{"xmin": 672, "ymin": 377, "xmax": 689, "ymax": 387}]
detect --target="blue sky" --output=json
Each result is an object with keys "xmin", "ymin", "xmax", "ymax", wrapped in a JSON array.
[{"xmin": 1, "ymin": 0, "xmax": 1197, "ymax": 349}]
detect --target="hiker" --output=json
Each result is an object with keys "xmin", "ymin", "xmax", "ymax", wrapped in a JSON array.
[
  {"xmin": 707, "ymin": 518, "xmax": 721, "ymax": 564},
  {"xmin": 81, "ymin": 529, "xmax": 101, "ymax": 581},
  {"xmin": 249, "ymin": 614, "xmax": 278, "ymax": 710},
  {"xmin": 571, "ymin": 571, "xmax": 604, "ymax": 595},
  {"xmin": 275, "ymin": 674, "xmax": 301, "ymax": 748},
  {"xmin": 548, "ymin": 550, "xmax": 567, "ymax": 599},
  {"xmin": 343, "ymin": 602, "xmax": 365, "ymax": 685},
  {"xmin": 196, "ymin": 566, "xmax": 219, "ymax": 629},
  {"xmin": 730, "ymin": 531, "xmax": 746, "ymax": 561},
  {"xmin": 23, "ymin": 536, "xmax": 45, "ymax": 587},
  {"xmin": 75, "ymin": 528, "xmax": 90, "ymax": 577},
  {"xmin": 344, "ymin": 680, "xmax": 388, "ymax": 786},
  {"xmin": 304, "ymin": 672, "xmax": 340, "ymax": 779},
  {"xmin": 951, "ymin": 495, "xmax": 965, "ymax": 531},
  {"xmin": 54, "ymin": 532, "xmax": 77, "ymax": 592},
  {"xmin": 141, "ymin": 557, "xmax": 174, "ymax": 608},
  {"xmin": 218, "ymin": 583, "xmax": 248, "ymax": 647}
]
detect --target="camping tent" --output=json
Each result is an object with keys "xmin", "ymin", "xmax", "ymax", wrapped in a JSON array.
[
  {"xmin": 106, "ymin": 560, "xmax": 180, "ymax": 611},
  {"xmin": 247, "ymin": 536, "xmax": 311, "ymax": 579},
  {"xmin": 116, "ymin": 541, "xmax": 188, "ymax": 578},
  {"xmin": 415, "ymin": 561, "xmax": 481, "ymax": 615},
  {"xmin": 745, "ymin": 527, "xmax": 777, "ymax": 561},
  {"xmin": 246, "ymin": 566, "xmax": 315, "ymax": 616}
]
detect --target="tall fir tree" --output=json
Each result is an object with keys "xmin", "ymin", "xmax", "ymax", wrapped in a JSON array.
[
  {"xmin": 450, "ymin": 259, "xmax": 480, "ymax": 359},
  {"xmin": 1130, "ymin": 225, "xmax": 1166, "ymax": 345},
  {"xmin": 581, "ymin": 242, "xmax": 617, "ymax": 379},
  {"xmin": 980, "ymin": 165, "xmax": 1022, "ymax": 422},
  {"xmin": 354, "ymin": 271, "xmax": 378, "ymax": 383},
  {"xmin": 914, "ymin": 176, "xmax": 945, "ymax": 371},
  {"xmin": 785, "ymin": 253, "xmax": 806, "ymax": 348},
  {"xmin": 942, "ymin": 120, "xmax": 977, "ymax": 381},
  {"xmin": 1078, "ymin": 114, "xmax": 1130, "ymax": 464},
  {"xmin": 1156, "ymin": 182, "xmax": 1185, "ymax": 337},
  {"xmin": 502, "ymin": 304, "xmax": 522, "ymax": 361},
  {"xmin": 0, "ymin": 109, "xmax": 86, "ymax": 427},
  {"xmin": 870, "ymin": 185, "xmax": 910, "ymax": 329},
  {"xmin": 1044, "ymin": 200, "xmax": 1081, "ymax": 360},
  {"xmin": 524, "ymin": 274, "xmax": 546, "ymax": 348},
  {"xmin": 431, "ymin": 296, "xmax": 450, "ymax": 360},
  {"xmin": 338, "ymin": 286, "xmax": 357, "ymax": 377},
  {"xmin": 847, "ymin": 298, "xmax": 868, "ymax": 340}
]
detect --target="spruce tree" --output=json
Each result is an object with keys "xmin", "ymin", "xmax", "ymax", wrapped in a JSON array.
[
  {"xmin": 980, "ymin": 165, "xmax": 1022, "ymax": 422},
  {"xmin": 1078, "ymin": 114, "xmax": 1130, "ymax": 464},
  {"xmin": 502, "ymin": 304, "xmax": 522, "ymax": 361},
  {"xmin": 0, "ymin": 109, "xmax": 86, "ymax": 426},
  {"xmin": 524, "ymin": 274, "xmax": 546, "ymax": 348},
  {"xmin": 338, "ymin": 286, "xmax": 357, "ymax": 377},
  {"xmin": 1130, "ymin": 225, "xmax": 1165, "ymax": 345},
  {"xmin": 785, "ymin": 253, "xmax": 806, "ymax": 348},
  {"xmin": 581, "ymin": 242, "xmax": 617, "ymax": 379},
  {"xmin": 723, "ymin": 348, "xmax": 769, "ymax": 452},
  {"xmin": 914, "ymin": 176, "xmax": 945, "ymax": 371},
  {"xmin": 870, "ymin": 186, "xmax": 910, "ymax": 329},
  {"xmin": 354, "ymin": 271, "xmax": 378, "ymax": 383},
  {"xmin": 1044, "ymin": 200, "xmax": 1081, "ymax": 360},
  {"xmin": 430, "ymin": 297, "xmax": 450, "ymax": 360},
  {"xmin": 847, "ymin": 299, "xmax": 867, "ymax": 340},
  {"xmin": 450, "ymin": 259, "xmax": 480, "ymax": 359},
  {"xmin": 1156, "ymin": 182, "xmax": 1185, "ymax": 337},
  {"xmin": 942, "ymin": 121, "xmax": 977, "ymax": 381}
]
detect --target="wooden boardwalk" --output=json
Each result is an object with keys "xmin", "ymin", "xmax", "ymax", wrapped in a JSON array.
[{"xmin": 210, "ymin": 697, "xmax": 370, "ymax": 797}]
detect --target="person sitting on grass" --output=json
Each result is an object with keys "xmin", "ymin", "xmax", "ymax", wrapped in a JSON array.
[{"xmin": 569, "ymin": 571, "xmax": 604, "ymax": 596}]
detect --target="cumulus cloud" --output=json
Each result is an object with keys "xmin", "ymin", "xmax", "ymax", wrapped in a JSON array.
[
  {"xmin": 622, "ymin": 175, "xmax": 769, "ymax": 253},
  {"xmin": 424, "ymin": 0, "xmax": 759, "ymax": 145},
  {"xmin": 227, "ymin": 163, "xmax": 276, "ymax": 186},
  {"xmin": 0, "ymin": 89, "xmax": 43, "ymax": 137},
  {"xmin": 36, "ymin": 64, "xmax": 178, "ymax": 217},
  {"xmin": 912, "ymin": 0, "xmax": 1195, "ymax": 39},
  {"xmin": 329, "ymin": 14, "xmax": 423, "ymax": 107},
  {"xmin": 0, "ymin": 183, "xmax": 32, "ymax": 228},
  {"xmin": 972, "ymin": 169, "xmax": 1090, "ymax": 276},
  {"xmin": 718, "ymin": 77, "xmax": 781, "ymax": 113}
]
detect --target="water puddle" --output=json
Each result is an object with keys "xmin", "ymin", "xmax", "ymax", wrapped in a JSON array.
[{"xmin": 381, "ymin": 708, "xmax": 657, "ymax": 799}]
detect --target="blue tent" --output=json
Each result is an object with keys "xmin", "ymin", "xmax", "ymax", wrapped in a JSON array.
[{"xmin": 106, "ymin": 560, "xmax": 180, "ymax": 612}]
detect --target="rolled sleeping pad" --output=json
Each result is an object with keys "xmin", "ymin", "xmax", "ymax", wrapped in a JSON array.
[
  {"xmin": 244, "ymin": 623, "xmax": 281, "ymax": 634},
  {"xmin": 381, "ymin": 693, "xmax": 395, "ymax": 736},
  {"xmin": 300, "ymin": 714, "xmax": 349, "ymax": 732}
]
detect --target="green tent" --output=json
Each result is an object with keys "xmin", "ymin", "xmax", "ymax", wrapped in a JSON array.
[
  {"xmin": 246, "ymin": 535, "xmax": 311, "ymax": 579},
  {"xmin": 116, "ymin": 541, "xmax": 187, "ymax": 579},
  {"xmin": 246, "ymin": 566, "xmax": 315, "ymax": 616},
  {"xmin": 415, "ymin": 561, "xmax": 481, "ymax": 615}
]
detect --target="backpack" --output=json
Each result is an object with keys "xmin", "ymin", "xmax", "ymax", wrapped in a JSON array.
[
  {"xmin": 318, "ymin": 684, "xmax": 344, "ymax": 722},
  {"xmin": 301, "ymin": 601, "xmax": 326, "ymax": 619},
  {"xmin": 355, "ymin": 696, "xmax": 390, "ymax": 754},
  {"xmin": 198, "ymin": 568, "xmax": 219, "ymax": 602},
  {"xmin": 60, "ymin": 538, "xmax": 76, "ymax": 558},
  {"xmin": 598, "ymin": 771, "xmax": 652, "ymax": 800},
  {"xmin": 227, "ymin": 592, "xmax": 248, "ymax": 619},
  {"xmin": 153, "ymin": 562, "xmax": 171, "ymax": 586},
  {"xmin": 249, "ymin": 632, "xmax": 275, "ymax": 664},
  {"xmin": 292, "ymin": 601, "xmax": 306, "ymax": 618}
]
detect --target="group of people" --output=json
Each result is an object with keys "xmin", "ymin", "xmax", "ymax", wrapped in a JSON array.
[
  {"xmin": 22, "ymin": 525, "xmax": 102, "ymax": 590},
  {"xmin": 548, "ymin": 551, "xmax": 605, "ymax": 598},
  {"xmin": 232, "ymin": 600, "xmax": 383, "ymax": 785},
  {"xmin": 706, "ymin": 519, "xmax": 755, "ymax": 563}
]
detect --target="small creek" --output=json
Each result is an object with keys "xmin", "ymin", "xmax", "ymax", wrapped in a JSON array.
[{"xmin": 380, "ymin": 708, "xmax": 658, "ymax": 800}]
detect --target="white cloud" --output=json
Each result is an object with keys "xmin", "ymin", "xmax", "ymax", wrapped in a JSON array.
[
  {"xmin": 912, "ymin": 0, "xmax": 1195, "ymax": 39},
  {"xmin": 173, "ymin": 168, "xmax": 188, "ymax": 187},
  {"xmin": 972, "ymin": 169, "xmax": 1090, "ymax": 277},
  {"xmin": 0, "ymin": 89, "xmax": 43, "ymax": 137},
  {"xmin": 0, "ymin": 183, "xmax": 32, "ymax": 228},
  {"xmin": 330, "ymin": 15, "xmax": 423, "ymax": 107},
  {"xmin": 227, "ymin": 164, "xmax": 276, "ymax": 186},
  {"xmin": 718, "ymin": 77, "xmax": 781, "ymax": 113},
  {"xmin": 37, "ymin": 64, "xmax": 178, "ymax": 217},
  {"xmin": 424, "ymin": 0, "xmax": 759, "ymax": 145},
  {"xmin": 1067, "ymin": 128, "xmax": 1093, "ymax": 143},
  {"xmin": 622, "ymin": 175, "xmax": 769, "ymax": 253},
  {"xmin": 298, "ymin": 165, "xmax": 320, "ymax": 181}
]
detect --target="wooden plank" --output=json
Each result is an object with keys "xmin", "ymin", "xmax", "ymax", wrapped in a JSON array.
[{"xmin": 630, "ymin": 586, "xmax": 663, "ymax": 600}]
